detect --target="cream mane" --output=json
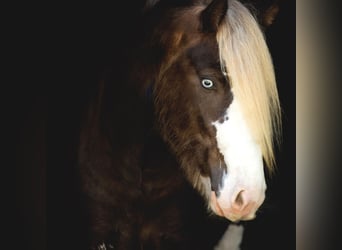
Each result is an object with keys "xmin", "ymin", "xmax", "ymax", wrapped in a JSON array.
[{"xmin": 216, "ymin": 0, "xmax": 282, "ymax": 170}]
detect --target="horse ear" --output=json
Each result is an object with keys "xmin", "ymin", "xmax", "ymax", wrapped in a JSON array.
[
  {"xmin": 240, "ymin": 0, "xmax": 280, "ymax": 28},
  {"xmin": 201, "ymin": 0, "xmax": 228, "ymax": 33},
  {"xmin": 260, "ymin": 2, "xmax": 279, "ymax": 27}
]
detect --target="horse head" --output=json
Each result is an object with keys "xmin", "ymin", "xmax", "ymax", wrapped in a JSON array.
[{"xmin": 141, "ymin": 0, "xmax": 281, "ymax": 222}]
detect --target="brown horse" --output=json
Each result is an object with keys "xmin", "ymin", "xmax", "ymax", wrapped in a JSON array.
[{"xmin": 78, "ymin": 0, "xmax": 281, "ymax": 249}]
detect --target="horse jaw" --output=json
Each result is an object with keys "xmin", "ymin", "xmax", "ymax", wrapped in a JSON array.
[{"xmin": 210, "ymin": 98, "xmax": 266, "ymax": 222}]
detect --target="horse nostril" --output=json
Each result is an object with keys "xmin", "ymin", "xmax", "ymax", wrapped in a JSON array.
[{"xmin": 233, "ymin": 190, "xmax": 246, "ymax": 210}]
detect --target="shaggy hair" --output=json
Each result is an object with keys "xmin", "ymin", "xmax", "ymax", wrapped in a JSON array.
[{"xmin": 217, "ymin": 0, "xmax": 282, "ymax": 169}]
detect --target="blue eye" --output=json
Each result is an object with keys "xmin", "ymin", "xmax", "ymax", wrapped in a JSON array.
[{"xmin": 201, "ymin": 79, "xmax": 214, "ymax": 89}]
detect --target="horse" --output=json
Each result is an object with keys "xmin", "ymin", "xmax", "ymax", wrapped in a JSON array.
[{"xmin": 77, "ymin": 0, "xmax": 282, "ymax": 249}]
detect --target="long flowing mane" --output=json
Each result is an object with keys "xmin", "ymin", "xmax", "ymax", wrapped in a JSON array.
[{"xmin": 216, "ymin": 0, "xmax": 281, "ymax": 169}]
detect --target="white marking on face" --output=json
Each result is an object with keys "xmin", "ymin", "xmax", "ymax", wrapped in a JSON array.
[{"xmin": 211, "ymin": 98, "xmax": 266, "ymax": 221}]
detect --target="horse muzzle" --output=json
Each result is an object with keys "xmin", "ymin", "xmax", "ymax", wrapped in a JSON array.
[{"xmin": 209, "ymin": 183, "xmax": 266, "ymax": 222}]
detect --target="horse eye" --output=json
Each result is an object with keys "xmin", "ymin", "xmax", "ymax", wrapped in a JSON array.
[{"xmin": 201, "ymin": 79, "xmax": 214, "ymax": 89}]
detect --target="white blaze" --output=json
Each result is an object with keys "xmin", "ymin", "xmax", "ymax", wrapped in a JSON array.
[{"xmin": 212, "ymin": 98, "xmax": 266, "ymax": 220}]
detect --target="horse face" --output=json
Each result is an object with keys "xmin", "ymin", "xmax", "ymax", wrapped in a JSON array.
[
  {"xmin": 154, "ymin": 39, "xmax": 265, "ymax": 222},
  {"xmin": 153, "ymin": 0, "xmax": 271, "ymax": 222}
]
